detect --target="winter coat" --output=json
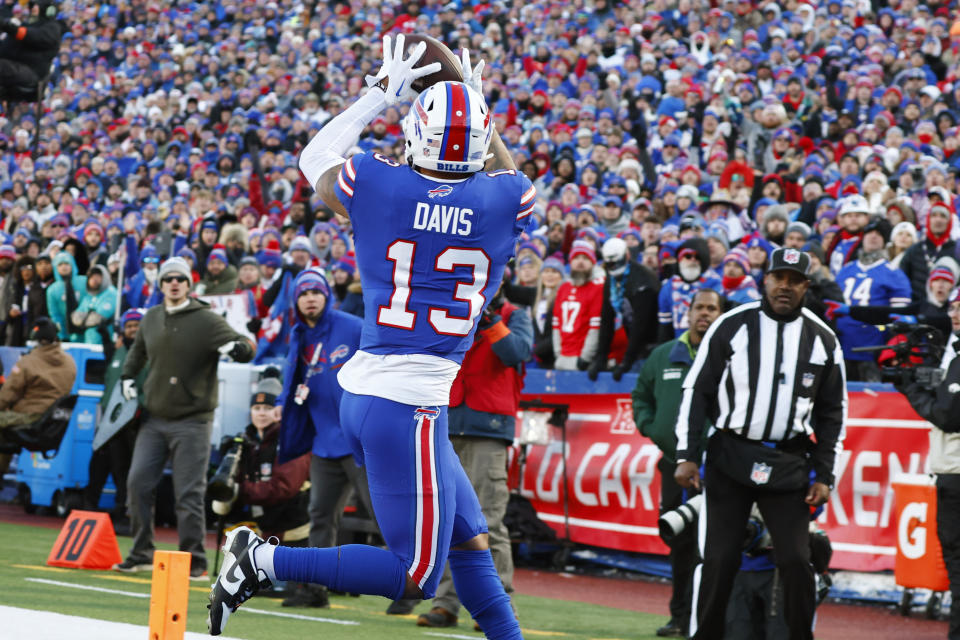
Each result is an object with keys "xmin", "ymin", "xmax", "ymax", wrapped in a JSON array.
[
  {"xmin": 0, "ymin": 17, "xmax": 66, "ymax": 80},
  {"xmin": 448, "ymin": 302, "xmax": 533, "ymax": 441},
  {"xmin": 122, "ymin": 298, "xmax": 253, "ymax": 421},
  {"xmin": 45, "ymin": 252, "xmax": 87, "ymax": 340},
  {"xmin": 595, "ymin": 261, "xmax": 660, "ymax": 373},
  {"xmin": 899, "ymin": 238, "xmax": 958, "ymax": 303},
  {"xmin": 196, "ymin": 264, "xmax": 239, "ymax": 296},
  {"xmin": 123, "ymin": 268, "xmax": 162, "ymax": 310},
  {"xmin": 0, "ymin": 343, "xmax": 76, "ymax": 414},
  {"xmin": 631, "ymin": 333, "xmax": 704, "ymax": 464},
  {"xmin": 239, "ymin": 422, "xmax": 311, "ymax": 541},
  {"xmin": 4, "ymin": 257, "xmax": 46, "ymax": 347},
  {"xmin": 73, "ymin": 265, "xmax": 117, "ymax": 345}
]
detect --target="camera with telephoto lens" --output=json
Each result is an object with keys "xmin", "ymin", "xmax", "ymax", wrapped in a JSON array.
[
  {"xmin": 659, "ymin": 494, "xmax": 703, "ymax": 545},
  {"xmin": 208, "ymin": 436, "xmax": 243, "ymax": 501},
  {"xmin": 851, "ymin": 323, "xmax": 945, "ymax": 390},
  {"xmin": 660, "ymin": 495, "xmax": 774, "ymax": 554}
]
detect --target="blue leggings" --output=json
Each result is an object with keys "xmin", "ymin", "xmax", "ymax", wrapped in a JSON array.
[{"xmin": 274, "ymin": 393, "xmax": 487, "ymax": 598}]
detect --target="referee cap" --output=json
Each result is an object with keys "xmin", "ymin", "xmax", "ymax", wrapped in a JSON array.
[{"xmin": 767, "ymin": 247, "xmax": 810, "ymax": 279}]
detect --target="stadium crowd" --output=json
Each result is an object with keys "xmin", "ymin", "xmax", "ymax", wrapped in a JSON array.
[{"xmin": 0, "ymin": 0, "xmax": 959, "ymax": 379}]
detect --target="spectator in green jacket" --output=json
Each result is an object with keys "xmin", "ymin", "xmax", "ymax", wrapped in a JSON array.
[
  {"xmin": 195, "ymin": 246, "xmax": 239, "ymax": 295},
  {"xmin": 114, "ymin": 257, "xmax": 254, "ymax": 579},
  {"xmin": 632, "ymin": 288, "xmax": 723, "ymax": 638}
]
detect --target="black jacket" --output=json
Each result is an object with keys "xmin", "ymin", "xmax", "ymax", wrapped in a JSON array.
[
  {"xmin": 593, "ymin": 261, "xmax": 660, "ymax": 376},
  {"xmin": 0, "ymin": 17, "xmax": 65, "ymax": 79},
  {"xmin": 899, "ymin": 238, "xmax": 957, "ymax": 303}
]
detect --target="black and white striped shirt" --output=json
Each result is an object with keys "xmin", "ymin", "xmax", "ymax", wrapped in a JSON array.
[{"xmin": 675, "ymin": 299, "xmax": 848, "ymax": 485}]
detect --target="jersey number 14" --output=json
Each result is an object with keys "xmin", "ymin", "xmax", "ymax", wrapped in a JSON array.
[{"xmin": 378, "ymin": 240, "xmax": 491, "ymax": 337}]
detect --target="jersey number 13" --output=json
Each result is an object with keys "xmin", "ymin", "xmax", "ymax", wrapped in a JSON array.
[{"xmin": 377, "ymin": 240, "xmax": 491, "ymax": 337}]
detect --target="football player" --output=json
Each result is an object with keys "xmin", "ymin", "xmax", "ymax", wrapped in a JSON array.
[{"xmin": 208, "ymin": 36, "xmax": 532, "ymax": 640}]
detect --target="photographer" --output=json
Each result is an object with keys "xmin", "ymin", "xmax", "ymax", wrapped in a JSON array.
[
  {"xmin": 211, "ymin": 374, "xmax": 311, "ymax": 544},
  {"xmin": 725, "ymin": 508, "xmax": 833, "ymax": 640},
  {"xmin": 895, "ymin": 289, "xmax": 960, "ymax": 640},
  {"xmin": 0, "ymin": 1, "xmax": 65, "ymax": 87}
]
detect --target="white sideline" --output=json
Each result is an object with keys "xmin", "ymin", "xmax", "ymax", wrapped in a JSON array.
[
  {"xmin": 19, "ymin": 577, "xmax": 362, "ymax": 630},
  {"xmin": 0, "ymin": 604, "xmax": 243, "ymax": 640}
]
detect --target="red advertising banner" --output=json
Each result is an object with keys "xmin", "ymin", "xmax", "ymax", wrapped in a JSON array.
[{"xmin": 513, "ymin": 389, "xmax": 931, "ymax": 571}]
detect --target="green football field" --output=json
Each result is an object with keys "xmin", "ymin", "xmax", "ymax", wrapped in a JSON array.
[{"xmin": 0, "ymin": 521, "xmax": 664, "ymax": 639}]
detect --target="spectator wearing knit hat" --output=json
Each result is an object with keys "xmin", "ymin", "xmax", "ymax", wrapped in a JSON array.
[
  {"xmin": 116, "ymin": 257, "xmax": 254, "ymax": 578},
  {"xmin": 83, "ymin": 307, "xmax": 147, "ymax": 530},
  {"xmin": 235, "ymin": 256, "xmax": 269, "ymax": 319},
  {"xmin": 196, "ymin": 244, "xmax": 239, "ymax": 295},
  {"xmin": 123, "ymin": 245, "xmax": 163, "ymax": 310},
  {"xmin": 888, "ymin": 221, "xmax": 918, "ymax": 270},
  {"xmin": 720, "ymin": 249, "xmax": 761, "ymax": 306},
  {"xmin": 329, "ymin": 259, "xmax": 363, "ymax": 319},
  {"xmin": 552, "ymin": 241, "xmax": 603, "ymax": 371}
]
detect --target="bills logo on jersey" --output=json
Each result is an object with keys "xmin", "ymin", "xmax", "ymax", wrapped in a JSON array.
[
  {"xmin": 428, "ymin": 185, "xmax": 454, "ymax": 199},
  {"xmin": 330, "ymin": 344, "xmax": 350, "ymax": 363}
]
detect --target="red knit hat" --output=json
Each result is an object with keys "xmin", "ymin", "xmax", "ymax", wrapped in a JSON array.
[{"xmin": 569, "ymin": 240, "xmax": 596, "ymax": 264}]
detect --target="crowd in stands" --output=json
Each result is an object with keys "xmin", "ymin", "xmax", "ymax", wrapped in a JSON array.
[{"xmin": 2, "ymin": 0, "xmax": 960, "ymax": 381}]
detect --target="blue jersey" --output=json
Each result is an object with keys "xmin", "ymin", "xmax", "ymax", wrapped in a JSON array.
[
  {"xmin": 829, "ymin": 235, "xmax": 860, "ymax": 275},
  {"xmin": 333, "ymin": 152, "xmax": 535, "ymax": 364},
  {"xmin": 835, "ymin": 260, "xmax": 912, "ymax": 360},
  {"xmin": 658, "ymin": 274, "xmax": 724, "ymax": 337}
]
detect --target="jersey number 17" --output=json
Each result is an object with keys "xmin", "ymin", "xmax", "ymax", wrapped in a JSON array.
[{"xmin": 377, "ymin": 240, "xmax": 491, "ymax": 337}]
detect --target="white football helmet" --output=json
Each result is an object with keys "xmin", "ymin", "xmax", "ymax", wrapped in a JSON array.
[{"xmin": 402, "ymin": 81, "xmax": 493, "ymax": 174}]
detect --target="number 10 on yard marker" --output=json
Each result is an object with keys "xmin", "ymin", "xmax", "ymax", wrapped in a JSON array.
[{"xmin": 46, "ymin": 510, "xmax": 122, "ymax": 570}]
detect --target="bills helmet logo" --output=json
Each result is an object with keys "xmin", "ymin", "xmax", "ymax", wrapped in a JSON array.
[
  {"xmin": 428, "ymin": 185, "xmax": 454, "ymax": 199},
  {"xmin": 330, "ymin": 344, "xmax": 350, "ymax": 364},
  {"xmin": 783, "ymin": 249, "xmax": 801, "ymax": 264}
]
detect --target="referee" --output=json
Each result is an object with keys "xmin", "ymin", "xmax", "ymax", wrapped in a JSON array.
[{"xmin": 674, "ymin": 247, "xmax": 847, "ymax": 640}]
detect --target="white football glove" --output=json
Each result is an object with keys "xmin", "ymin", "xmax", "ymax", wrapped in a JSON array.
[
  {"xmin": 459, "ymin": 48, "xmax": 484, "ymax": 95},
  {"xmin": 375, "ymin": 34, "xmax": 441, "ymax": 106},
  {"xmin": 121, "ymin": 379, "xmax": 137, "ymax": 402}
]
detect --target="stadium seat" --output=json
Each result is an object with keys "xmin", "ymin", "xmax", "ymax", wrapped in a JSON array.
[{"xmin": 0, "ymin": 395, "xmax": 79, "ymax": 456}]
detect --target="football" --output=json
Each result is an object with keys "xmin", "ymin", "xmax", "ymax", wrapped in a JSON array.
[{"xmin": 403, "ymin": 34, "xmax": 463, "ymax": 92}]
